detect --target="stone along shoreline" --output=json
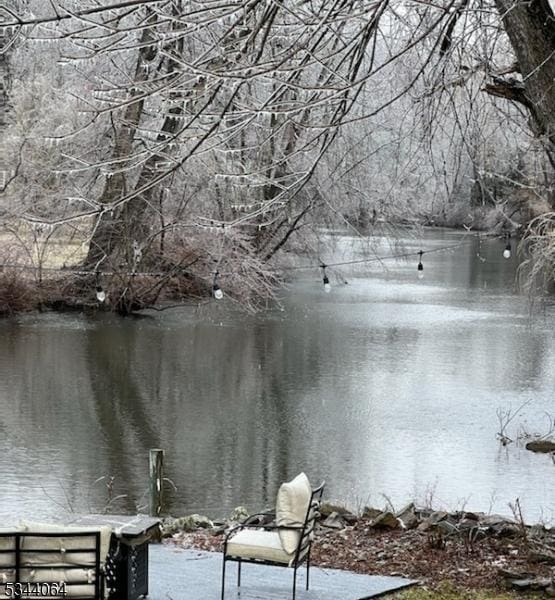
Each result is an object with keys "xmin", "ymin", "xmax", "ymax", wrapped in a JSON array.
[{"xmin": 161, "ymin": 503, "xmax": 555, "ymax": 596}]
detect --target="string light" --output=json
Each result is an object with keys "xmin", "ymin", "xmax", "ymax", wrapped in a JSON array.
[
  {"xmin": 0, "ymin": 236, "xmax": 513, "ymax": 300},
  {"xmin": 95, "ymin": 286, "xmax": 106, "ymax": 303},
  {"xmin": 503, "ymin": 234, "xmax": 512, "ymax": 259},
  {"xmin": 417, "ymin": 250, "xmax": 424, "ymax": 279},
  {"xmin": 283, "ymin": 240, "xmax": 471, "ymax": 272},
  {"xmin": 212, "ymin": 271, "xmax": 223, "ymax": 300},
  {"xmin": 321, "ymin": 264, "xmax": 331, "ymax": 293},
  {"xmin": 95, "ymin": 272, "xmax": 106, "ymax": 303}
]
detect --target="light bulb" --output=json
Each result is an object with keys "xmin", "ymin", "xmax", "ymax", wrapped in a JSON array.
[
  {"xmin": 417, "ymin": 258, "xmax": 424, "ymax": 279},
  {"xmin": 417, "ymin": 250, "xmax": 424, "ymax": 278},
  {"xmin": 96, "ymin": 287, "xmax": 106, "ymax": 303},
  {"xmin": 323, "ymin": 275, "xmax": 331, "ymax": 293},
  {"xmin": 503, "ymin": 247, "xmax": 511, "ymax": 259},
  {"xmin": 213, "ymin": 285, "xmax": 223, "ymax": 300}
]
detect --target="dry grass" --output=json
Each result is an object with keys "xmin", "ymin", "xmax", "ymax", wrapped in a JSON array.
[
  {"xmin": 0, "ymin": 227, "xmax": 86, "ymax": 270},
  {"xmin": 393, "ymin": 583, "xmax": 538, "ymax": 599}
]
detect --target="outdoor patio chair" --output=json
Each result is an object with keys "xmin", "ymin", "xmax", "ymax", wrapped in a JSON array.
[{"xmin": 221, "ymin": 473, "xmax": 325, "ymax": 600}]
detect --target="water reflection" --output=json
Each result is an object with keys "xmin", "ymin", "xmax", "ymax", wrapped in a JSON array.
[{"xmin": 0, "ymin": 229, "xmax": 553, "ymax": 524}]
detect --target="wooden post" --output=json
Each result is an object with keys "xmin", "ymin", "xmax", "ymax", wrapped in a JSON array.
[{"xmin": 149, "ymin": 448, "xmax": 164, "ymax": 517}]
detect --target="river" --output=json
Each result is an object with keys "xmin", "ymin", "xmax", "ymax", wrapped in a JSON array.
[{"xmin": 0, "ymin": 228, "xmax": 553, "ymax": 524}]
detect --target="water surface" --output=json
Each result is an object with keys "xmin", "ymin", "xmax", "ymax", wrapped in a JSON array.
[{"xmin": 0, "ymin": 229, "xmax": 553, "ymax": 524}]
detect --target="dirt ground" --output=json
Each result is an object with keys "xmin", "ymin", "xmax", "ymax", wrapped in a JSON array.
[{"xmin": 168, "ymin": 517, "xmax": 555, "ymax": 594}]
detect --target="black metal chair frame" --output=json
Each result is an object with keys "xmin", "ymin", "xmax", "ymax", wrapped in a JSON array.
[
  {"xmin": 0, "ymin": 531, "xmax": 104, "ymax": 599},
  {"xmin": 221, "ymin": 481, "xmax": 325, "ymax": 600}
]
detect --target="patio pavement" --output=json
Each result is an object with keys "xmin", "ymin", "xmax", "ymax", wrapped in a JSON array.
[{"xmin": 148, "ymin": 545, "xmax": 417, "ymax": 599}]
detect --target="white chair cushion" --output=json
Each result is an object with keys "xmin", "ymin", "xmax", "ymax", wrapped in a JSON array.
[
  {"xmin": 0, "ymin": 528, "xmax": 19, "ymax": 569},
  {"xmin": 0, "ymin": 526, "xmax": 104, "ymax": 599},
  {"xmin": 275, "ymin": 473, "xmax": 311, "ymax": 554},
  {"xmin": 18, "ymin": 521, "xmax": 112, "ymax": 567},
  {"xmin": 227, "ymin": 530, "xmax": 293, "ymax": 565}
]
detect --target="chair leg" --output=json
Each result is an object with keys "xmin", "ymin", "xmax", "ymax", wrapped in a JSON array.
[
  {"xmin": 237, "ymin": 559, "xmax": 242, "ymax": 588},
  {"xmin": 221, "ymin": 557, "xmax": 227, "ymax": 600},
  {"xmin": 292, "ymin": 566, "xmax": 297, "ymax": 600},
  {"xmin": 306, "ymin": 548, "xmax": 311, "ymax": 591}
]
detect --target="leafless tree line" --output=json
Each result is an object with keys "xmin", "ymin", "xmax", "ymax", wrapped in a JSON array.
[{"xmin": 0, "ymin": 0, "xmax": 553, "ymax": 312}]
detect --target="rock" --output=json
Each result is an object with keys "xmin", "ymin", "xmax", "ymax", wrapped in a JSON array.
[
  {"xmin": 191, "ymin": 514, "xmax": 214, "ymax": 529},
  {"xmin": 480, "ymin": 514, "xmax": 513, "ymax": 527},
  {"xmin": 418, "ymin": 511, "xmax": 459, "ymax": 534},
  {"xmin": 160, "ymin": 518, "xmax": 177, "ymax": 537},
  {"xmin": 342, "ymin": 512, "xmax": 359, "ymax": 525},
  {"xmin": 511, "ymin": 579, "xmax": 533, "ymax": 591},
  {"xmin": 362, "ymin": 507, "xmax": 382, "ymax": 520},
  {"xmin": 461, "ymin": 511, "xmax": 481, "ymax": 521},
  {"xmin": 546, "ymin": 585, "xmax": 555, "ymax": 597},
  {"xmin": 458, "ymin": 518, "xmax": 479, "ymax": 530},
  {"xmin": 435, "ymin": 520, "xmax": 459, "ymax": 535},
  {"xmin": 525, "ymin": 440, "xmax": 555, "ymax": 453},
  {"xmin": 511, "ymin": 578, "xmax": 552, "ymax": 591},
  {"xmin": 497, "ymin": 568, "xmax": 534, "ymax": 580},
  {"xmin": 319, "ymin": 502, "xmax": 358, "ymax": 524},
  {"xmin": 370, "ymin": 511, "xmax": 400, "ymax": 529},
  {"xmin": 417, "ymin": 508, "xmax": 434, "ymax": 520},
  {"xmin": 322, "ymin": 511, "xmax": 346, "ymax": 530},
  {"xmin": 163, "ymin": 514, "xmax": 214, "ymax": 535},
  {"xmin": 530, "ymin": 548, "xmax": 555, "ymax": 564},
  {"xmin": 429, "ymin": 511, "xmax": 449, "ymax": 524},
  {"xmin": 229, "ymin": 506, "xmax": 250, "ymax": 522},
  {"xmin": 396, "ymin": 503, "xmax": 419, "ymax": 530},
  {"xmin": 477, "ymin": 514, "xmax": 520, "ymax": 537},
  {"xmin": 162, "ymin": 517, "xmax": 194, "ymax": 537},
  {"xmin": 320, "ymin": 502, "xmax": 349, "ymax": 518},
  {"xmin": 491, "ymin": 522, "xmax": 520, "ymax": 537},
  {"xmin": 417, "ymin": 519, "xmax": 431, "ymax": 532}
]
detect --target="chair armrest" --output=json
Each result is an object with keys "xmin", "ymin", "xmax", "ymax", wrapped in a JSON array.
[
  {"xmin": 242, "ymin": 512, "xmax": 275, "ymax": 525},
  {"xmin": 223, "ymin": 512, "xmax": 275, "ymax": 543},
  {"xmin": 223, "ymin": 522, "xmax": 302, "ymax": 544}
]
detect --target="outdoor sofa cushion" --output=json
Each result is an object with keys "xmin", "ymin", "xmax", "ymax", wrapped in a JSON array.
[
  {"xmin": 12, "ymin": 521, "xmax": 112, "ymax": 598},
  {"xmin": 275, "ymin": 472, "xmax": 311, "ymax": 554},
  {"xmin": 19, "ymin": 521, "xmax": 112, "ymax": 566},
  {"xmin": 226, "ymin": 529, "xmax": 308, "ymax": 567},
  {"xmin": 0, "ymin": 526, "xmax": 19, "ymax": 568},
  {"xmin": 0, "ymin": 527, "xmax": 21, "ymax": 596}
]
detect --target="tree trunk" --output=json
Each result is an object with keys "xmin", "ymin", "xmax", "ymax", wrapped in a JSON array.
[
  {"xmin": 494, "ymin": 0, "xmax": 555, "ymax": 187},
  {"xmin": 84, "ymin": 13, "xmax": 159, "ymax": 270}
]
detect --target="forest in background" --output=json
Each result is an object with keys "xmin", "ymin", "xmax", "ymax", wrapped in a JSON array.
[{"xmin": 0, "ymin": 0, "xmax": 553, "ymax": 313}]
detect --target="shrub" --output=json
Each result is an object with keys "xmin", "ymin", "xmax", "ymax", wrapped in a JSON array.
[{"xmin": 0, "ymin": 270, "xmax": 36, "ymax": 316}]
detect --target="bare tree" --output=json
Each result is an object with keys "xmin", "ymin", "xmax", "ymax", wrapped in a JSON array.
[{"xmin": 2, "ymin": 0, "xmax": 554, "ymax": 311}]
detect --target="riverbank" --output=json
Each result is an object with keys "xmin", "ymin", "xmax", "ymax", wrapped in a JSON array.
[
  {"xmin": 0, "ymin": 223, "xmax": 533, "ymax": 319},
  {"xmin": 162, "ymin": 504, "xmax": 555, "ymax": 597}
]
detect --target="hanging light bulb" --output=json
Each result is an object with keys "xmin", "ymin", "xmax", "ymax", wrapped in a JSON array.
[
  {"xmin": 417, "ymin": 250, "xmax": 424, "ymax": 279},
  {"xmin": 94, "ymin": 271, "xmax": 106, "ymax": 303},
  {"xmin": 321, "ymin": 265, "xmax": 331, "ymax": 293},
  {"xmin": 503, "ymin": 234, "xmax": 511, "ymax": 259},
  {"xmin": 212, "ymin": 271, "xmax": 223, "ymax": 299}
]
